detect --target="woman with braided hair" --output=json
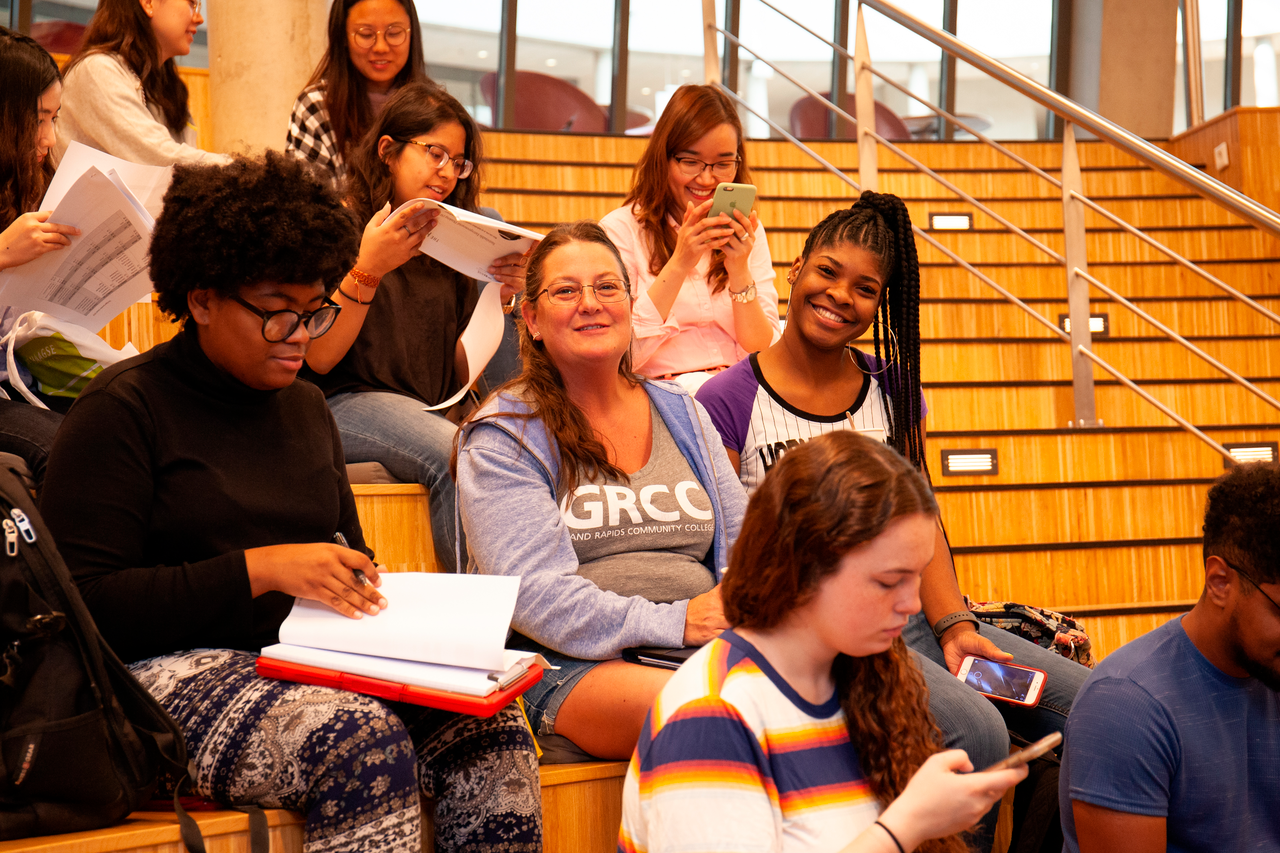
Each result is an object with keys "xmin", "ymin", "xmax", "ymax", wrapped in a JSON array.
[{"xmin": 698, "ymin": 191, "xmax": 1089, "ymax": 848}]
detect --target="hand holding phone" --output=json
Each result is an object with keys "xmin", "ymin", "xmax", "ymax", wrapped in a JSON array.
[
  {"xmin": 982, "ymin": 732, "xmax": 1062, "ymax": 772},
  {"xmin": 956, "ymin": 655, "xmax": 1047, "ymax": 707},
  {"xmin": 706, "ymin": 183, "xmax": 756, "ymax": 221}
]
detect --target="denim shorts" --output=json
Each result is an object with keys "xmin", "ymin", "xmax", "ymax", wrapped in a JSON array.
[{"xmin": 509, "ymin": 635, "xmax": 601, "ymax": 737}]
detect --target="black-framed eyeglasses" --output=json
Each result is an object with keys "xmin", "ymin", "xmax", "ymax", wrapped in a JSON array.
[
  {"xmin": 229, "ymin": 294, "xmax": 341, "ymax": 342},
  {"xmin": 534, "ymin": 280, "xmax": 630, "ymax": 306},
  {"xmin": 350, "ymin": 24, "xmax": 409, "ymax": 49},
  {"xmin": 1223, "ymin": 557, "xmax": 1280, "ymax": 613},
  {"xmin": 671, "ymin": 156, "xmax": 739, "ymax": 180},
  {"xmin": 393, "ymin": 138, "xmax": 474, "ymax": 179}
]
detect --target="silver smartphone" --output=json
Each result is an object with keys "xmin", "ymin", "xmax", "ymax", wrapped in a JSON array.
[{"xmin": 707, "ymin": 182, "xmax": 756, "ymax": 221}]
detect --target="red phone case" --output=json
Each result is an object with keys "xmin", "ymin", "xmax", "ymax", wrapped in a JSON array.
[
  {"xmin": 256, "ymin": 657, "xmax": 543, "ymax": 718},
  {"xmin": 959, "ymin": 657, "xmax": 1047, "ymax": 707}
]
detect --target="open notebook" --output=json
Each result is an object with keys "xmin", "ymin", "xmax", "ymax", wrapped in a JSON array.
[{"xmin": 257, "ymin": 573, "xmax": 546, "ymax": 716}]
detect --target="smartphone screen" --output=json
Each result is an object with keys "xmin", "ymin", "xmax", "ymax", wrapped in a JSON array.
[{"xmin": 961, "ymin": 658, "xmax": 1040, "ymax": 703}]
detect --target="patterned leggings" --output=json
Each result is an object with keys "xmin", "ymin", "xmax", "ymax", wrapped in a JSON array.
[{"xmin": 129, "ymin": 650, "xmax": 541, "ymax": 853}]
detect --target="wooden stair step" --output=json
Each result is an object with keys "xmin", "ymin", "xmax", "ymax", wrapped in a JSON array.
[
  {"xmin": 926, "ymin": 425, "xmax": 1277, "ymax": 481},
  {"xmin": 351, "ymin": 484, "xmax": 436, "ymax": 573},
  {"xmin": 913, "ymin": 260, "xmax": 1279, "ymax": 301}
]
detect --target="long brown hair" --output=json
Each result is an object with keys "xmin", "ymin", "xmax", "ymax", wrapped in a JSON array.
[
  {"xmin": 305, "ymin": 0, "xmax": 430, "ymax": 168},
  {"xmin": 344, "ymin": 81, "xmax": 481, "ymax": 220},
  {"xmin": 722, "ymin": 432, "xmax": 966, "ymax": 853},
  {"xmin": 625, "ymin": 84, "xmax": 751, "ymax": 294},
  {"xmin": 456, "ymin": 221, "xmax": 641, "ymax": 500},
  {"xmin": 0, "ymin": 27, "xmax": 60, "ymax": 226},
  {"xmin": 66, "ymin": 0, "xmax": 190, "ymax": 135}
]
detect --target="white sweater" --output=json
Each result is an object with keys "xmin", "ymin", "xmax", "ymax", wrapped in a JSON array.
[{"xmin": 55, "ymin": 53, "xmax": 230, "ymax": 167}]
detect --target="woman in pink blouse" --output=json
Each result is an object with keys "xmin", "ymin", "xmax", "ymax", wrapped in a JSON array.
[{"xmin": 600, "ymin": 85, "xmax": 781, "ymax": 394}]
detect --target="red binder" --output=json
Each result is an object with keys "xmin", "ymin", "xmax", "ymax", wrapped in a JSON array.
[{"xmin": 256, "ymin": 656, "xmax": 543, "ymax": 718}]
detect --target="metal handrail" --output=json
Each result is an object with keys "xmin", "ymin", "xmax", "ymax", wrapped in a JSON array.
[
  {"xmin": 719, "ymin": 32, "xmax": 1064, "ymax": 264},
  {"xmin": 866, "ymin": 62, "xmax": 1280, "ymax": 327},
  {"xmin": 751, "ymin": 0, "xmax": 1280, "ymax": 240},
  {"xmin": 858, "ymin": 0, "xmax": 1280, "ymax": 240}
]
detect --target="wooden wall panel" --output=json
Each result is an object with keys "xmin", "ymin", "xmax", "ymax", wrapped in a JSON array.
[
  {"xmin": 97, "ymin": 301, "xmax": 179, "ymax": 353},
  {"xmin": 540, "ymin": 763, "xmax": 628, "ymax": 853},
  {"xmin": 934, "ymin": 482, "xmax": 1211, "ymax": 547},
  {"xmin": 920, "ymin": 297, "xmax": 1280, "ymax": 339},
  {"xmin": 918, "ymin": 261, "xmax": 1279, "ymax": 301},
  {"xmin": 1167, "ymin": 106, "xmax": 1280, "ymax": 215},
  {"xmin": 919, "ymin": 338, "xmax": 1278, "ymax": 383},
  {"xmin": 928, "ymin": 427, "xmax": 1277, "ymax": 484},
  {"xmin": 1073, "ymin": 612, "xmax": 1185, "ymax": 660},
  {"xmin": 953, "ymin": 544, "xmax": 1203, "ymax": 611},
  {"xmin": 924, "ymin": 380, "xmax": 1280, "ymax": 431},
  {"xmin": 352, "ymin": 485, "xmax": 436, "ymax": 573}
]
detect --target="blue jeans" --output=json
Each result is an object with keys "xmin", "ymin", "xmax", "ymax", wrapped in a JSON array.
[
  {"xmin": 0, "ymin": 396, "xmax": 64, "ymax": 492},
  {"xmin": 327, "ymin": 391, "xmax": 459, "ymax": 571},
  {"xmin": 904, "ymin": 612, "xmax": 1090, "ymax": 847}
]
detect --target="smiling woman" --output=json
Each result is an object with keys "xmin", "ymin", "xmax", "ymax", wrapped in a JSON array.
[
  {"xmin": 57, "ymin": 0, "xmax": 230, "ymax": 166},
  {"xmin": 287, "ymin": 0, "xmax": 430, "ymax": 182},
  {"xmin": 600, "ymin": 84, "xmax": 781, "ymax": 392},
  {"xmin": 454, "ymin": 220, "xmax": 749, "ymax": 764}
]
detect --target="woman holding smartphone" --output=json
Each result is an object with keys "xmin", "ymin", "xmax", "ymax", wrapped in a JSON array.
[
  {"xmin": 620, "ymin": 432, "xmax": 1026, "ymax": 853},
  {"xmin": 600, "ymin": 84, "xmax": 780, "ymax": 393}
]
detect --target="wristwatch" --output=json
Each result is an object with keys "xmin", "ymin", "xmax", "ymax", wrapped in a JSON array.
[
  {"xmin": 729, "ymin": 284, "xmax": 757, "ymax": 304},
  {"xmin": 931, "ymin": 611, "xmax": 980, "ymax": 639}
]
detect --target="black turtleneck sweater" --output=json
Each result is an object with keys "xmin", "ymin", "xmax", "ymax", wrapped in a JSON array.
[{"xmin": 40, "ymin": 325, "xmax": 369, "ymax": 665}]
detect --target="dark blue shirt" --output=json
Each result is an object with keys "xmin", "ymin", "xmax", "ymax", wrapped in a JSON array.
[{"xmin": 1061, "ymin": 616, "xmax": 1280, "ymax": 852}]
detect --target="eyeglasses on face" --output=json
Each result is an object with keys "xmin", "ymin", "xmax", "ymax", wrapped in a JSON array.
[
  {"xmin": 350, "ymin": 24, "xmax": 409, "ymax": 49},
  {"xmin": 1222, "ymin": 557, "xmax": 1280, "ymax": 614},
  {"xmin": 671, "ymin": 156, "xmax": 740, "ymax": 180},
  {"xmin": 184, "ymin": 0, "xmax": 202, "ymax": 15},
  {"xmin": 535, "ymin": 280, "xmax": 630, "ymax": 306},
  {"xmin": 229, "ymin": 294, "xmax": 342, "ymax": 342},
  {"xmin": 393, "ymin": 138, "xmax": 474, "ymax": 179}
]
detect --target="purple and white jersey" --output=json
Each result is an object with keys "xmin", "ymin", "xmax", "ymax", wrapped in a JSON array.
[{"xmin": 697, "ymin": 351, "xmax": 901, "ymax": 494}]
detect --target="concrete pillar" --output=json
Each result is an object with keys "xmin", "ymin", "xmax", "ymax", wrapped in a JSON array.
[
  {"xmin": 1068, "ymin": 0, "xmax": 1180, "ymax": 139},
  {"xmin": 207, "ymin": 0, "xmax": 331, "ymax": 155}
]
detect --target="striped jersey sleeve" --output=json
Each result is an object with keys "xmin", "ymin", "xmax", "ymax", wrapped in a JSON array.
[{"xmin": 620, "ymin": 631, "xmax": 880, "ymax": 853}]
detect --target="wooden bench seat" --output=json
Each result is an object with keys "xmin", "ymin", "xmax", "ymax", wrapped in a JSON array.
[
  {"xmin": 352, "ymin": 483, "xmax": 436, "ymax": 573},
  {"xmin": 0, "ymin": 762, "xmax": 629, "ymax": 853}
]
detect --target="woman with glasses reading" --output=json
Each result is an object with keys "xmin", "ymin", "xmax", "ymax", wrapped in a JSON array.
[
  {"xmin": 454, "ymin": 221, "xmax": 747, "ymax": 762},
  {"xmin": 302, "ymin": 82, "xmax": 526, "ymax": 572},
  {"xmin": 40, "ymin": 152, "xmax": 542, "ymax": 853},
  {"xmin": 600, "ymin": 84, "xmax": 781, "ymax": 394},
  {"xmin": 57, "ymin": 0, "xmax": 230, "ymax": 165},
  {"xmin": 287, "ymin": 0, "xmax": 430, "ymax": 183}
]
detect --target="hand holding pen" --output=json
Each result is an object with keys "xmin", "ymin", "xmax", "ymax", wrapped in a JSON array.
[{"xmin": 244, "ymin": 535, "xmax": 389, "ymax": 620}]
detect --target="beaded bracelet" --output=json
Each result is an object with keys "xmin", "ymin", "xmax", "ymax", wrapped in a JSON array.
[
  {"xmin": 345, "ymin": 268, "xmax": 381, "ymax": 304},
  {"xmin": 874, "ymin": 820, "xmax": 906, "ymax": 853}
]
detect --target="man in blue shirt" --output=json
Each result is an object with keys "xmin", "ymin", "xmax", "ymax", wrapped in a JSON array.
[{"xmin": 1060, "ymin": 462, "xmax": 1280, "ymax": 853}]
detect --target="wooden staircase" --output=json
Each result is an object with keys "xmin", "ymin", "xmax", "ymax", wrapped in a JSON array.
[{"xmin": 480, "ymin": 130, "xmax": 1280, "ymax": 660}]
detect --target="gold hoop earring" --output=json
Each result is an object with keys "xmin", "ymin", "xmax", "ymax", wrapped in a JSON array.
[{"xmin": 847, "ymin": 319, "xmax": 897, "ymax": 376}]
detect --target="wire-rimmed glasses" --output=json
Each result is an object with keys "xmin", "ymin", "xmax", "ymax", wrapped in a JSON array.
[
  {"xmin": 535, "ymin": 280, "xmax": 630, "ymax": 306},
  {"xmin": 350, "ymin": 24, "xmax": 409, "ymax": 49},
  {"xmin": 393, "ymin": 138, "xmax": 474, "ymax": 179}
]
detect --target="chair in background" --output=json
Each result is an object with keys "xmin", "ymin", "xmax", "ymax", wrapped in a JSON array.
[
  {"xmin": 31, "ymin": 20, "xmax": 86, "ymax": 56},
  {"xmin": 480, "ymin": 70, "xmax": 651, "ymax": 133},
  {"xmin": 788, "ymin": 92, "xmax": 913, "ymax": 141},
  {"xmin": 480, "ymin": 70, "xmax": 609, "ymax": 133}
]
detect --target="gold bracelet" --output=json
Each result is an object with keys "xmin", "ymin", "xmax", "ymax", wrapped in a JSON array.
[{"xmin": 347, "ymin": 268, "xmax": 381, "ymax": 304}]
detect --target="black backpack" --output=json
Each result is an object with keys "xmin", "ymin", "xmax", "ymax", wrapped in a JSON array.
[{"xmin": 0, "ymin": 464, "xmax": 187, "ymax": 839}]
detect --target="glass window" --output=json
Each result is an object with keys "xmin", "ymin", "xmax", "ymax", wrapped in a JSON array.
[
  {"xmin": 515, "ymin": 1, "xmax": 617, "ymax": 132},
  {"xmin": 1173, "ymin": 0, "xmax": 1280, "ymax": 133},
  {"xmin": 954, "ymin": 0, "xmax": 1052, "ymax": 140},
  {"xmin": 419, "ymin": 3, "xmax": 503, "ymax": 125}
]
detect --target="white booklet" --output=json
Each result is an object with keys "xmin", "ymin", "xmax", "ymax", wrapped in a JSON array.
[
  {"xmin": 392, "ymin": 198, "xmax": 542, "ymax": 283},
  {"xmin": 43, "ymin": 141, "xmax": 173, "ymax": 222},
  {"xmin": 0, "ymin": 166, "xmax": 155, "ymax": 333},
  {"xmin": 269, "ymin": 573, "xmax": 543, "ymax": 696}
]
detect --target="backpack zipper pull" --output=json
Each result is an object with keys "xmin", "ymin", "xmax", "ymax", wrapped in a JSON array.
[
  {"xmin": 3, "ymin": 519, "xmax": 17, "ymax": 556},
  {"xmin": 9, "ymin": 509, "xmax": 35, "ymax": 544}
]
